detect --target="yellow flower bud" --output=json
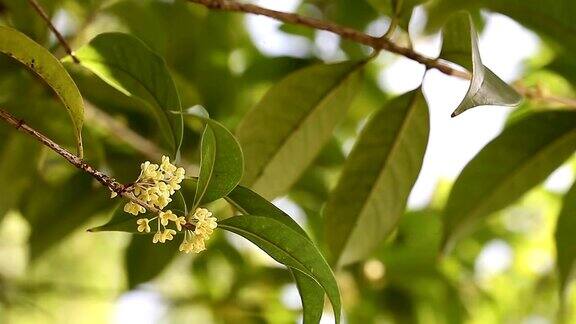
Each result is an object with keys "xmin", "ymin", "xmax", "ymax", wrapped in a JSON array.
[{"xmin": 136, "ymin": 218, "xmax": 151, "ymax": 233}]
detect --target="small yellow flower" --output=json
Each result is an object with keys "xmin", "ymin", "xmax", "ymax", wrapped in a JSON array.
[
  {"xmin": 193, "ymin": 208, "xmax": 217, "ymax": 239},
  {"xmin": 124, "ymin": 202, "xmax": 145, "ymax": 216},
  {"xmin": 189, "ymin": 234, "xmax": 206, "ymax": 253},
  {"xmin": 162, "ymin": 228, "xmax": 177, "ymax": 241},
  {"xmin": 159, "ymin": 210, "xmax": 177, "ymax": 226},
  {"xmin": 174, "ymin": 216, "xmax": 187, "ymax": 231},
  {"xmin": 118, "ymin": 156, "xmax": 188, "ymax": 239},
  {"xmin": 179, "ymin": 240, "xmax": 189, "ymax": 252},
  {"xmin": 136, "ymin": 218, "xmax": 151, "ymax": 233},
  {"xmin": 152, "ymin": 231, "xmax": 164, "ymax": 244},
  {"xmin": 160, "ymin": 156, "xmax": 177, "ymax": 174}
]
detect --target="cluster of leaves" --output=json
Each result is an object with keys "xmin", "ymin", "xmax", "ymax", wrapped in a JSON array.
[{"xmin": 0, "ymin": 0, "xmax": 575, "ymax": 323}]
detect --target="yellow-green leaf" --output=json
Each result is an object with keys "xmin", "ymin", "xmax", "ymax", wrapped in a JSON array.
[
  {"xmin": 324, "ymin": 90, "xmax": 429, "ymax": 266},
  {"xmin": 237, "ymin": 61, "xmax": 363, "ymax": 199},
  {"xmin": 0, "ymin": 26, "xmax": 84, "ymax": 156}
]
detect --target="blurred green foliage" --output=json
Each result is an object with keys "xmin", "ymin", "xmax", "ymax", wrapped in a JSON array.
[{"xmin": 0, "ymin": 0, "xmax": 576, "ymax": 323}]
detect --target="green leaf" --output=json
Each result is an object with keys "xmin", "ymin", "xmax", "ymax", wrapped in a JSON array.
[
  {"xmin": 293, "ymin": 270, "xmax": 325, "ymax": 324},
  {"xmin": 219, "ymin": 216, "xmax": 341, "ymax": 323},
  {"xmin": 0, "ymin": 135, "xmax": 41, "ymax": 222},
  {"xmin": 0, "ymin": 26, "xmax": 84, "ymax": 156},
  {"xmin": 237, "ymin": 61, "xmax": 363, "ymax": 199},
  {"xmin": 195, "ymin": 126, "xmax": 216, "ymax": 207},
  {"xmin": 427, "ymin": 0, "xmax": 576, "ymax": 53},
  {"xmin": 88, "ymin": 192, "xmax": 187, "ymax": 234},
  {"xmin": 439, "ymin": 12, "xmax": 521, "ymax": 117},
  {"xmin": 72, "ymin": 32, "xmax": 183, "ymax": 156},
  {"xmin": 226, "ymin": 185, "xmax": 307, "ymax": 237},
  {"xmin": 22, "ymin": 173, "xmax": 111, "ymax": 260},
  {"xmin": 324, "ymin": 90, "xmax": 429, "ymax": 266},
  {"xmin": 225, "ymin": 185, "xmax": 325, "ymax": 324},
  {"xmin": 181, "ymin": 114, "xmax": 243, "ymax": 207},
  {"xmin": 125, "ymin": 235, "xmax": 180, "ymax": 289},
  {"xmin": 555, "ymin": 180, "xmax": 576, "ymax": 295},
  {"xmin": 443, "ymin": 110, "xmax": 576, "ymax": 250}
]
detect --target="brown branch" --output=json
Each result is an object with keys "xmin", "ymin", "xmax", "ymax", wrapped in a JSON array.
[
  {"xmin": 187, "ymin": 0, "xmax": 469, "ymax": 78},
  {"xmin": 188, "ymin": 0, "xmax": 576, "ymax": 108},
  {"xmin": 27, "ymin": 0, "xmax": 79, "ymax": 63},
  {"xmin": 27, "ymin": 0, "xmax": 199, "ymax": 174},
  {"xmin": 0, "ymin": 107, "xmax": 160, "ymax": 213}
]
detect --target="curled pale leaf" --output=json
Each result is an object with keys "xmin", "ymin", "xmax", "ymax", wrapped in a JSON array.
[{"xmin": 440, "ymin": 12, "xmax": 522, "ymax": 117}]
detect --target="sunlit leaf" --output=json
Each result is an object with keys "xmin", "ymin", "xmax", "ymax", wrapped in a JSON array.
[
  {"xmin": 555, "ymin": 180, "xmax": 576, "ymax": 295},
  {"xmin": 0, "ymin": 26, "xmax": 84, "ymax": 156},
  {"xmin": 443, "ymin": 110, "xmax": 576, "ymax": 250},
  {"xmin": 219, "ymin": 216, "xmax": 341, "ymax": 323},
  {"xmin": 324, "ymin": 90, "xmax": 429, "ymax": 266},
  {"xmin": 237, "ymin": 61, "xmax": 363, "ymax": 199},
  {"xmin": 72, "ymin": 32, "xmax": 183, "ymax": 156},
  {"xmin": 440, "ymin": 12, "xmax": 521, "ymax": 117}
]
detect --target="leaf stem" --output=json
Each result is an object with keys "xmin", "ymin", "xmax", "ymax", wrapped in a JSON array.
[
  {"xmin": 27, "ymin": 0, "xmax": 80, "ymax": 63},
  {"xmin": 0, "ymin": 107, "xmax": 160, "ymax": 213}
]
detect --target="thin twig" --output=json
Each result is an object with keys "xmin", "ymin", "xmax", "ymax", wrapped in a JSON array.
[
  {"xmin": 188, "ymin": 0, "xmax": 576, "ymax": 108},
  {"xmin": 187, "ymin": 0, "xmax": 470, "ymax": 78},
  {"xmin": 27, "ymin": 0, "xmax": 80, "ymax": 63},
  {"xmin": 0, "ymin": 107, "xmax": 159, "ymax": 213}
]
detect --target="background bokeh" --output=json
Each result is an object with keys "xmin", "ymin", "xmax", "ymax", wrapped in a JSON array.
[{"xmin": 0, "ymin": 0, "xmax": 575, "ymax": 323}]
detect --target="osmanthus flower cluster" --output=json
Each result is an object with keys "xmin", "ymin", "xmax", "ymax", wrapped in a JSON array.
[{"xmin": 116, "ymin": 156, "xmax": 217, "ymax": 253}]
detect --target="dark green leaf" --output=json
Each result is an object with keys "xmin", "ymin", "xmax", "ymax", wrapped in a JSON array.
[
  {"xmin": 440, "ymin": 12, "xmax": 521, "ymax": 117},
  {"xmin": 324, "ymin": 90, "xmax": 429, "ymax": 266},
  {"xmin": 293, "ymin": 270, "xmax": 325, "ymax": 324},
  {"xmin": 237, "ymin": 61, "xmax": 363, "ymax": 199},
  {"xmin": 195, "ymin": 126, "xmax": 216, "ymax": 207},
  {"xmin": 125, "ymin": 235, "xmax": 180, "ymax": 289},
  {"xmin": 226, "ymin": 185, "xmax": 307, "ymax": 237},
  {"xmin": 72, "ymin": 32, "xmax": 183, "ymax": 156},
  {"xmin": 179, "ymin": 114, "xmax": 243, "ymax": 206},
  {"xmin": 443, "ymin": 110, "xmax": 576, "ymax": 250},
  {"xmin": 225, "ymin": 185, "xmax": 325, "ymax": 323},
  {"xmin": 0, "ymin": 135, "xmax": 41, "ymax": 222},
  {"xmin": 0, "ymin": 26, "xmax": 85, "ymax": 156},
  {"xmin": 22, "ymin": 173, "xmax": 111, "ymax": 260},
  {"xmin": 219, "ymin": 216, "xmax": 341, "ymax": 323},
  {"xmin": 555, "ymin": 180, "xmax": 576, "ymax": 294}
]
